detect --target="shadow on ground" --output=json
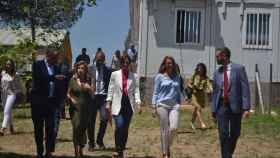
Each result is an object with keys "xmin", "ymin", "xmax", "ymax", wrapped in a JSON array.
[{"xmin": 0, "ymin": 152, "xmax": 156, "ymax": 158}]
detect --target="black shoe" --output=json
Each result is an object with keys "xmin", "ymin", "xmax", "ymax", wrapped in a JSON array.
[
  {"xmin": 45, "ymin": 153, "xmax": 53, "ymax": 158},
  {"xmin": 118, "ymin": 151, "xmax": 124, "ymax": 158},
  {"xmin": 88, "ymin": 145, "xmax": 95, "ymax": 152}
]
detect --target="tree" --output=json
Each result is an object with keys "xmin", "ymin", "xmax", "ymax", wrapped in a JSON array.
[
  {"xmin": 0, "ymin": 39, "xmax": 37, "ymax": 70},
  {"xmin": 0, "ymin": 0, "xmax": 97, "ymax": 41}
]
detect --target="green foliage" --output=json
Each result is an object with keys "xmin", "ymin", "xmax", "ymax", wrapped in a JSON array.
[
  {"xmin": 0, "ymin": 0, "xmax": 97, "ymax": 40},
  {"xmin": 0, "ymin": 39, "xmax": 37, "ymax": 72}
]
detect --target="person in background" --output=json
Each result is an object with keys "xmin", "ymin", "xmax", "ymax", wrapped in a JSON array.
[
  {"xmin": 127, "ymin": 45, "xmax": 137, "ymax": 72},
  {"xmin": 152, "ymin": 56, "xmax": 183, "ymax": 158},
  {"xmin": 57, "ymin": 59, "xmax": 72, "ymax": 119},
  {"xmin": 75, "ymin": 48, "xmax": 90, "ymax": 65},
  {"xmin": 212, "ymin": 47, "xmax": 250, "ymax": 158},
  {"xmin": 67, "ymin": 61, "xmax": 94, "ymax": 157},
  {"xmin": 31, "ymin": 49, "xmax": 65, "ymax": 158},
  {"xmin": 175, "ymin": 64, "xmax": 190, "ymax": 101},
  {"xmin": 111, "ymin": 50, "xmax": 121, "ymax": 71},
  {"xmin": 87, "ymin": 51, "xmax": 112, "ymax": 151},
  {"xmin": 0, "ymin": 59, "xmax": 20, "ymax": 135},
  {"xmin": 106, "ymin": 54, "xmax": 141, "ymax": 158},
  {"xmin": 187, "ymin": 63, "xmax": 213, "ymax": 130}
]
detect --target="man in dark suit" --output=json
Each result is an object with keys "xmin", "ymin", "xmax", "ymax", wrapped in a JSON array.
[
  {"xmin": 212, "ymin": 47, "xmax": 251, "ymax": 158},
  {"xmin": 88, "ymin": 50, "xmax": 112, "ymax": 151},
  {"xmin": 31, "ymin": 49, "xmax": 65, "ymax": 158},
  {"xmin": 75, "ymin": 48, "xmax": 90, "ymax": 64}
]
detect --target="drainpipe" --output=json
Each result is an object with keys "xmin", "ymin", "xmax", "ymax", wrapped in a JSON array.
[
  {"xmin": 144, "ymin": 0, "xmax": 150, "ymax": 77},
  {"xmin": 137, "ymin": 0, "xmax": 143, "ymax": 76}
]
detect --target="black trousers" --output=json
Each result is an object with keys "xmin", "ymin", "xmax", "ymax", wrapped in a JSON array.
[
  {"xmin": 87, "ymin": 95, "xmax": 108, "ymax": 146},
  {"xmin": 113, "ymin": 95, "xmax": 133, "ymax": 153},
  {"xmin": 31, "ymin": 99, "xmax": 58, "ymax": 156},
  {"xmin": 217, "ymin": 105, "xmax": 242, "ymax": 158}
]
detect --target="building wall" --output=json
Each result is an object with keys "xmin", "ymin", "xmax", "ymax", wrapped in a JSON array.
[
  {"xmin": 138, "ymin": 0, "xmax": 280, "ymax": 83},
  {"xmin": 136, "ymin": 0, "xmax": 280, "ymax": 105}
]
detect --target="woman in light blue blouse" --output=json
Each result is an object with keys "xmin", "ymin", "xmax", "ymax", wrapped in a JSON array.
[{"xmin": 152, "ymin": 56, "xmax": 182, "ymax": 158}]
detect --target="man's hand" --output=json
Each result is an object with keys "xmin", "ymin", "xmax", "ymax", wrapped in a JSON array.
[{"xmin": 243, "ymin": 110, "xmax": 250, "ymax": 118}]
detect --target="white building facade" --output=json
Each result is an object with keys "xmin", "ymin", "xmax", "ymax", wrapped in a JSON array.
[
  {"xmin": 132, "ymin": 0, "xmax": 280, "ymax": 81},
  {"xmin": 129, "ymin": 0, "xmax": 280, "ymax": 105}
]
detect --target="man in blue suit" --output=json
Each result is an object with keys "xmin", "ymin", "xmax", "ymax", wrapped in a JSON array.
[
  {"xmin": 31, "ymin": 49, "xmax": 65, "ymax": 158},
  {"xmin": 212, "ymin": 47, "xmax": 251, "ymax": 158}
]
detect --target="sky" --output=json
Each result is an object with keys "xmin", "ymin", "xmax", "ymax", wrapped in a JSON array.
[{"xmin": 69, "ymin": 0, "xmax": 129, "ymax": 64}]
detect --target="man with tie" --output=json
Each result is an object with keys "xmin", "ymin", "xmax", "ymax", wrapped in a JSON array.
[
  {"xmin": 31, "ymin": 49, "xmax": 65, "ymax": 158},
  {"xmin": 212, "ymin": 47, "xmax": 251, "ymax": 158},
  {"xmin": 88, "ymin": 50, "xmax": 112, "ymax": 151}
]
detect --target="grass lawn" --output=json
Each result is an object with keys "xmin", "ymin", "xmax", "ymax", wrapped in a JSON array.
[{"xmin": 0, "ymin": 105, "xmax": 279, "ymax": 158}]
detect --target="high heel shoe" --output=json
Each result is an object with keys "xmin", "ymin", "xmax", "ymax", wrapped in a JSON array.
[{"xmin": 190, "ymin": 122, "xmax": 196, "ymax": 130}]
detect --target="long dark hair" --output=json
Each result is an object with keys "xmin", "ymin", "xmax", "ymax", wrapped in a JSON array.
[
  {"xmin": 4, "ymin": 59, "xmax": 16, "ymax": 75},
  {"xmin": 195, "ymin": 63, "xmax": 207, "ymax": 78},
  {"xmin": 158, "ymin": 56, "xmax": 177, "ymax": 77}
]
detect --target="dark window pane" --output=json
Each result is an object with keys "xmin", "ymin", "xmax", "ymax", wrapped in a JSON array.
[
  {"xmin": 198, "ymin": 12, "xmax": 201, "ymax": 43},
  {"xmin": 246, "ymin": 14, "xmax": 249, "ymax": 44},
  {"xmin": 186, "ymin": 11, "xmax": 189, "ymax": 42},
  {"xmin": 181, "ymin": 11, "xmax": 185, "ymax": 43},
  {"xmin": 266, "ymin": 14, "xmax": 270, "ymax": 46},
  {"xmin": 258, "ymin": 14, "xmax": 263, "ymax": 45},
  {"xmin": 176, "ymin": 10, "xmax": 182, "ymax": 43}
]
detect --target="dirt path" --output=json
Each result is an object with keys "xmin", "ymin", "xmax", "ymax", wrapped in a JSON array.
[{"xmin": 0, "ymin": 107, "xmax": 279, "ymax": 158}]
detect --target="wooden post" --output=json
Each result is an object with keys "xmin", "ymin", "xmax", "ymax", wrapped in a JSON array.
[
  {"xmin": 268, "ymin": 63, "xmax": 272, "ymax": 115},
  {"xmin": 254, "ymin": 64, "xmax": 259, "ymax": 111},
  {"xmin": 255, "ymin": 64, "xmax": 265, "ymax": 114}
]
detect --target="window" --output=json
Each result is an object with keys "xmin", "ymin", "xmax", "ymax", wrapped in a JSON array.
[
  {"xmin": 242, "ymin": 10, "xmax": 273, "ymax": 49},
  {"xmin": 175, "ymin": 8, "xmax": 204, "ymax": 45}
]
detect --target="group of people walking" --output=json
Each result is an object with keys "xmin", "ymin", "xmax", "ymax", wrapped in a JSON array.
[
  {"xmin": 0, "ymin": 45, "xmax": 251, "ymax": 158},
  {"xmin": 151, "ymin": 47, "xmax": 250, "ymax": 158},
  {"xmin": 29, "ymin": 47, "xmax": 141, "ymax": 158}
]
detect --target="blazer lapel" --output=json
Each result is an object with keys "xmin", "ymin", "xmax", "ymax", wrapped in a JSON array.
[
  {"xmin": 41, "ymin": 60, "xmax": 49, "ymax": 76},
  {"xmin": 229, "ymin": 64, "xmax": 235, "ymax": 91},
  {"xmin": 118, "ymin": 70, "xmax": 123, "ymax": 90},
  {"xmin": 127, "ymin": 72, "xmax": 133, "ymax": 90}
]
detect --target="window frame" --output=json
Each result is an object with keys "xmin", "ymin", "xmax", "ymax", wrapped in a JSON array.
[
  {"xmin": 174, "ymin": 8, "xmax": 205, "ymax": 46},
  {"xmin": 242, "ymin": 8, "xmax": 273, "ymax": 50}
]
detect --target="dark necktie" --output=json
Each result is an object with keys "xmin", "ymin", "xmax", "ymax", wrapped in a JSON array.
[{"xmin": 223, "ymin": 66, "xmax": 229, "ymax": 104}]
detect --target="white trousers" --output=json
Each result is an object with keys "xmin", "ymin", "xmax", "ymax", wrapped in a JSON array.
[
  {"xmin": 2, "ymin": 94, "xmax": 16, "ymax": 128},
  {"xmin": 157, "ymin": 105, "xmax": 180, "ymax": 155}
]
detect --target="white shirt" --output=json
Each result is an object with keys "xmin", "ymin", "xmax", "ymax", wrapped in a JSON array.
[
  {"xmin": 226, "ymin": 63, "xmax": 232, "ymax": 84},
  {"xmin": 95, "ymin": 65, "xmax": 105, "ymax": 95},
  {"xmin": 44, "ymin": 59, "xmax": 55, "ymax": 97}
]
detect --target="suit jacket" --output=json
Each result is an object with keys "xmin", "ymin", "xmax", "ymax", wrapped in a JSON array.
[
  {"xmin": 106, "ymin": 70, "xmax": 141, "ymax": 115},
  {"xmin": 31, "ymin": 60, "xmax": 61, "ymax": 107},
  {"xmin": 88, "ymin": 64, "xmax": 112, "ymax": 95},
  {"xmin": 212, "ymin": 63, "xmax": 251, "ymax": 114}
]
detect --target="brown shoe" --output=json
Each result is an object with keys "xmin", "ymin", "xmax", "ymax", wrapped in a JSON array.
[{"xmin": 0, "ymin": 128, "xmax": 6, "ymax": 136}]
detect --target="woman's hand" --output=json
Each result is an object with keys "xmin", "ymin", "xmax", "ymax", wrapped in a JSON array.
[
  {"xmin": 81, "ymin": 83, "xmax": 92, "ymax": 91},
  {"xmin": 70, "ymin": 97, "xmax": 78, "ymax": 105}
]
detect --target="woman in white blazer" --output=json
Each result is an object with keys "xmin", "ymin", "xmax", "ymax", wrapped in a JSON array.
[{"xmin": 106, "ymin": 54, "xmax": 141, "ymax": 158}]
